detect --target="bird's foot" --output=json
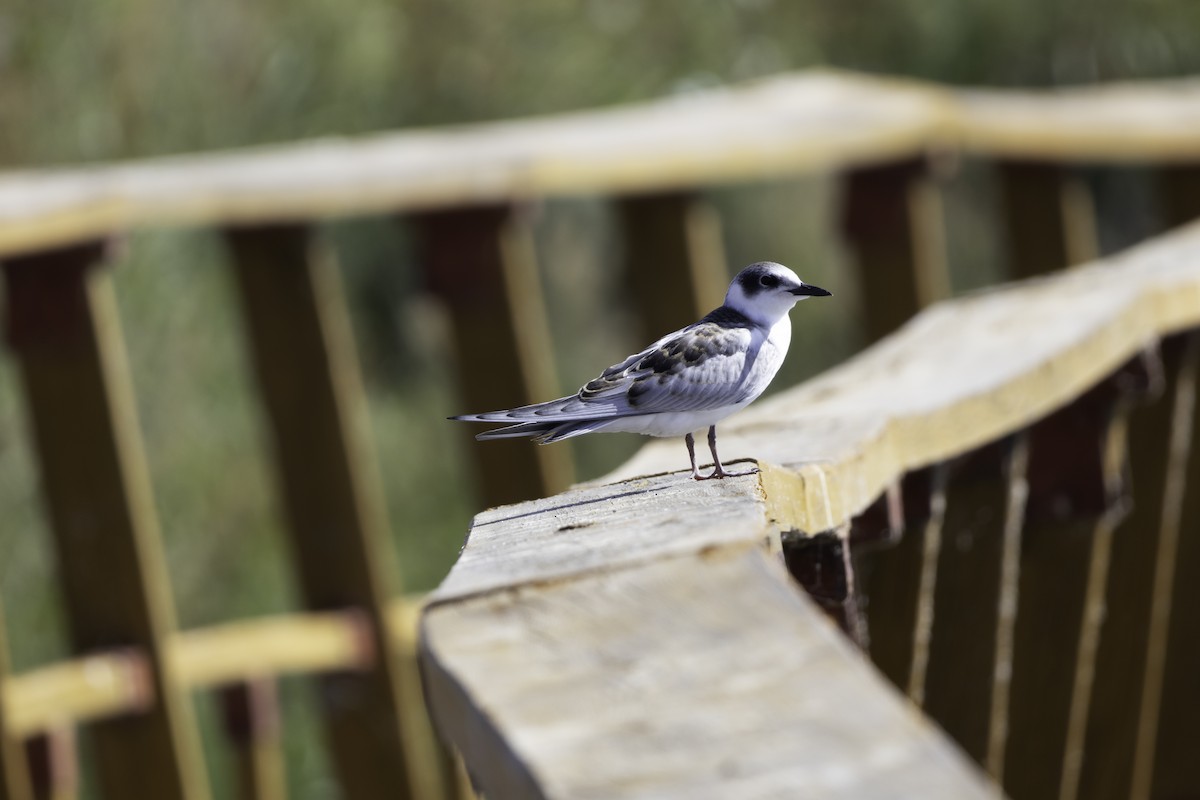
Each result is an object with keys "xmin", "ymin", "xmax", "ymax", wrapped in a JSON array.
[{"xmin": 693, "ymin": 464, "xmax": 760, "ymax": 480}]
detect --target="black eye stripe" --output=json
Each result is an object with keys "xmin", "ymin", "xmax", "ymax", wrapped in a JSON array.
[{"xmin": 759, "ymin": 274, "xmax": 779, "ymax": 287}]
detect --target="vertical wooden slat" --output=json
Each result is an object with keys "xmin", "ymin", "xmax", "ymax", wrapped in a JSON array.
[
  {"xmin": 864, "ymin": 466, "xmax": 947, "ymax": 701},
  {"xmin": 840, "ymin": 156, "xmax": 949, "ymax": 344},
  {"xmin": 1148, "ymin": 167, "xmax": 1200, "ymax": 800},
  {"xmin": 781, "ymin": 527, "xmax": 865, "ymax": 646},
  {"xmin": 997, "ymin": 161, "xmax": 1098, "ymax": 279},
  {"xmin": 1, "ymin": 243, "xmax": 209, "ymax": 799},
  {"xmin": 412, "ymin": 205, "xmax": 572, "ymax": 507},
  {"xmin": 614, "ymin": 190, "xmax": 728, "ymax": 341},
  {"xmin": 219, "ymin": 680, "xmax": 285, "ymax": 800},
  {"xmin": 0, "ymin": 610, "xmax": 32, "ymax": 800},
  {"xmin": 224, "ymin": 225, "xmax": 432, "ymax": 800},
  {"xmin": 25, "ymin": 730, "xmax": 76, "ymax": 800},
  {"xmin": 1078, "ymin": 334, "xmax": 1198, "ymax": 800},
  {"xmin": 1004, "ymin": 355, "xmax": 1156, "ymax": 800},
  {"xmin": 923, "ymin": 435, "xmax": 1028, "ymax": 775}
]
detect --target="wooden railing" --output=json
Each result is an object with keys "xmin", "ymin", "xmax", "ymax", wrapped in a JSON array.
[
  {"xmin": 1, "ymin": 69, "xmax": 1199, "ymax": 799},
  {"xmin": 423, "ymin": 223, "xmax": 1200, "ymax": 799}
]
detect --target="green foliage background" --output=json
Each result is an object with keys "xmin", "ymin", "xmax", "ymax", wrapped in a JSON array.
[{"xmin": 1, "ymin": 1, "xmax": 1198, "ymax": 796}]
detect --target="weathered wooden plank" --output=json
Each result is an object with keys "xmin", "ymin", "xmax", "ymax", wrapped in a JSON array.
[
  {"xmin": 5, "ymin": 72, "xmax": 1200, "ymax": 260},
  {"xmin": 840, "ymin": 157, "xmax": 949, "ymax": 344},
  {"xmin": 0, "ymin": 610, "xmax": 32, "ymax": 800},
  {"xmin": 1, "ymin": 242, "xmax": 209, "ymax": 799},
  {"xmin": 0, "ymin": 71, "xmax": 952, "ymax": 259},
  {"xmin": 224, "ymin": 224, "xmax": 420, "ymax": 800},
  {"xmin": 1077, "ymin": 334, "xmax": 1198, "ymax": 800},
  {"xmin": 3, "ymin": 652, "xmax": 151, "ymax": 738},
  {"xmin": 997, "ymin": 161, "xmax": 1098, "ymax": 279},
  {"xmin": 923, "ymin": 435, "xmax": 1028, "ymax": 775},
  {"xmin": 1003, "ymin": 354, "xmax": 1154, "ymax": 800},
  {"xmin": 413, "ymin": 205, "xmax": 573, "ymax": 506},
  {"xmin": 170, "ymin": 611, "xmax": 372, "ymax": 689},
  {"xmin": 423, "ymin": 545, "xmax": 997, "ymax": 800},
  {"xmin": 862, "ymin": 468, "xmax": 947, "ymax": 700},
  {"xmin": 219, "ymin": 680, "xmax": 285, "ymax": 800},
  {"xmin": 957, "ymin": 80, "xmax": 1200, "ymax": 162},
  {"xmin": 614, "ymin": 191, "xmax": 728, "ymax": 341}
]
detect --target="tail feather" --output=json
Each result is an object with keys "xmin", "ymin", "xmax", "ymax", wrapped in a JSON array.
[{"xmin": 465, "ymin": 418, "xmax": 615, "ymax": 444}]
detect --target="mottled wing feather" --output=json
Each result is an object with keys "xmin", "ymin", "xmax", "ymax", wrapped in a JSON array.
[{"xmin": 454, "ymin": 319, "xmax": 756, "ymax": 426}]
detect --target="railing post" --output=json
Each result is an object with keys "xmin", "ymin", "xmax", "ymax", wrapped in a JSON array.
[
  {"xmin": 0, "ymin": 610, "xmax": 32, "ymax": 800},
  {"xmin": 614, "ymin": 191, "xmax": 728, "ymax": 340},
  {"xmin": 840, "ymin": 156, "xmax": 949, "ymax": 344},
  {"xmin": 1, "ymin": 243, "xmax": 209, "ymax": 799},
  {"xmin": 922, "ymin": 435, "xmax": 1029, "ymax": 776},
  {"xmin": 219, "ymin": 680, "xmax": 285, "ymax": 800},
  {"xmin": 1003, "ymin": 353, "xmax": 1156, "ymax": 800},
  {"xmin": 25, "ymin": 729, "xmax": 75, "ymax": 800},
  {"xmin": 997, "ymin": 161, "xmax": 1098, "ymax": 278},
  {"xmin": 862, "ymin": 467, "xmax": 947, "ymax": 701},
  {"xmin": 1147, "ymin": 164, "xmax": 1200, "ymax": 800},
  {"xmin": 224, "ymin": 225, "xmax": 437, "ymax": 800},
  {"xmin": 1077, "ymin": 334, "xmax": 1199, "ymax": 800},
  {"xmin": 411, "ymin": 205, "xmax": 573, "ymax": 507}
]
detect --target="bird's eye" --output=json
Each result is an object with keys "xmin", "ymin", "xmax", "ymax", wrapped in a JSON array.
[{"xmin": 759, "ymin": 274, "xmax": 779, "ymax": 288}]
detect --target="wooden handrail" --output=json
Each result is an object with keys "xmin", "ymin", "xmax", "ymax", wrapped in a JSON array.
[
  {"xmin": 598, "ymin": 219, "xmax": 1200, "ymax": 533},
  {"xmin": 1, "ymin": 603, "xmax": 418, "ymax": 739},
  {"xmin": 2, "ymin": 70, "xmax": 1200, "ymax": 261},
  {"xmin": 419, "ymin": 221, "xmax": 1200, "ymax": 798}
]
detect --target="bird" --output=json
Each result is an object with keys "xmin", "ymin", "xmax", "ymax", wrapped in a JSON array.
[{"xmin": 450, "ymin": 262, "xmax": 831, "ymax": 480}]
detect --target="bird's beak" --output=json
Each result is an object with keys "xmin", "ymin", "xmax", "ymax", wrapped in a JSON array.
[{"xmin": 791, "ymin": 283, "xmax": 832, "ymax": 297}]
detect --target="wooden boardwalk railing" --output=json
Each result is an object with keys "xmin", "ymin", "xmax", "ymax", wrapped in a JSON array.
[
  {"xmin": 423, "ymin": 222, "xmax": 1200, "ymax": 799},
  {"xmin": 0, "ymin": 69, "xmax": 1198, "ymax": 799}
]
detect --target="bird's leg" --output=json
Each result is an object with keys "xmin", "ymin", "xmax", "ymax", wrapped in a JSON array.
[
  {"xmin": 685, "ymin": 432, "xmax": 705, "ymax": 480},
  {"xmin": 703, "ymin": 425, "xmax": 759, "ymax": 479}
]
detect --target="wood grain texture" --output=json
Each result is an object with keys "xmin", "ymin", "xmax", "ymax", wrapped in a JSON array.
[
  {"xmin": 2, "ymin": 72, "xmax": 1200, "ymax": 260},
  {"xmin": 424, "ymin": 547, "xmax": 997, "ymax": 800}
]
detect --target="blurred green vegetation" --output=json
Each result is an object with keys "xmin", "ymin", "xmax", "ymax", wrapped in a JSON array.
[{"xmin": 1, "ymin": 1, "xmax": 1198, "ymax": 797}]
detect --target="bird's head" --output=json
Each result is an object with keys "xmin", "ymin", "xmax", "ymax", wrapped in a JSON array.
[{"xmin": 724, "ymin": 262, "xmax": 831, "ymax": 326}]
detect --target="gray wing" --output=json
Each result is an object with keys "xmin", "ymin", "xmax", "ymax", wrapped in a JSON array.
[{"xmin": 452, "ymin": 321, "xmax": 757, "ymax": 424}]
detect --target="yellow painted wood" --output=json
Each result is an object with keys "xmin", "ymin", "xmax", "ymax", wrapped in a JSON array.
[
  {"xmin": 0, "ymin": 610, "xmax": 32, "ymax": 800},
  {"xmin": 1, "ymin": 243, "xmax": 209, "ymax": 799},
  {"xmin": 169, "ymin": 611, "xmax": 372, "ymax": 689},
  {"xmin": 1, "ymin": 72, "xmax": 1199, "ymax": 262},
  {"xmin": 224, "ymin": 224, "xmax": 423, "ymax": 799}
]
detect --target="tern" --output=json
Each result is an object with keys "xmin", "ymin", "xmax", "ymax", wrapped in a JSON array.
[{"xmin": 451, "ymin": 262, "xmax": 831, "ymax": 480}]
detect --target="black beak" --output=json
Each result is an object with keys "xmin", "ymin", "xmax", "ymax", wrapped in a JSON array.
[{"xmin": 791, "ymin": 283, "xmax": 831, "ymax": 297}]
